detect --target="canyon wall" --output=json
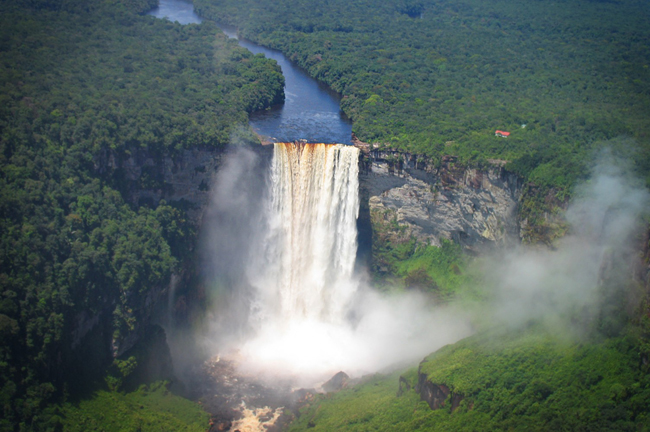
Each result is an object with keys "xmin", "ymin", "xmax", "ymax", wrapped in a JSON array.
[
  {"xmin": 66, "ymin": 145, "xmax": 239, "ymax": 391},
  {"xmin": 357, "ymin": 144, "xmax": 523, "ymax": 255},
  {"xmin": 95, "ymin": 146, "xmax": 225, "ymax": 223}
]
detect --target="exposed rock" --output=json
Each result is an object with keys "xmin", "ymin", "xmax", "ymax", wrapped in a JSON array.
[
  {"xmin": 416, "ymin": 372, "xmax": 449, "ymax": 410},
  {"xmin": 120, "ymin": 324, "xmax": 176, "ymax": 392},
  {"xmin": 111, "ymin": 278, "xmax": 170, "ymax": 358},
  {"xmin": 95, "ymin": 146, "xmax": 225, "ymax": 223},
  {"xmin": 450, "ymin": 392, "xmax": 464, "ymax": 411},
  {"xmin": 70, "ymin": 310, "xmax": 101, "ymax": 350},
  {"xmin": 358, "ymin": 147, "xmax": 522, "ymax": 252},
  {"xmin": 322, "ymin": 371, "xmax": 350, "ymax": 392},
  {"xmin": 416, "ymin": 372, "xmax": 464, "ymax": 411},
  {"xmin": 208, "ymin": 420, "xmax": 232, "ymax": 432},
  {"xmin": 517, "ymin": 184, "xmax": 570, "ymax": 244},
  {"xmin": 397, "ymin": 375, "xmax": 411, "ymax": 396},
  {"xmin": 195, "ymin": 355, "xmax": 315, "ymax": 432}
]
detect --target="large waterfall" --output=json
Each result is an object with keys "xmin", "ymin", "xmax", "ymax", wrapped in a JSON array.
[
  {"xmin": 257, "ymin": 143, "xmax": 359, "ymax": 323},
  {"xmin": 239, "ymin": 143, "xmax": 362, "ymax": 380},
  {"xmin": 207, "ymin": 142, "xmax": 470, "ymax": 384}
]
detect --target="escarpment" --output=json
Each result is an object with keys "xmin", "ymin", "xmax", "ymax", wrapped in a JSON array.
[{"xmin": 356, "ymin": 143, "xmax": 523, "ymax": 254}]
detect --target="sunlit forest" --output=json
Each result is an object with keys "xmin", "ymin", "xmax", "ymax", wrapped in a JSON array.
[{"xmin": 195, "ymin": 0, "xmax": 650, "ymax": 188}]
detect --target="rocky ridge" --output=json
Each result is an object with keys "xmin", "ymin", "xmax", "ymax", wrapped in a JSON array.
[{"xmin": 416, "ymin": 372, "xmax": 464, "ymax": 412}]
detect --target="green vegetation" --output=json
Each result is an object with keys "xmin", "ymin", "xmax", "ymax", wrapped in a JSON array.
[
  {"xmin": 61, "ymin": 382, "xmax": 209, "ymax": 432},
  {"xmin": 370, "ymin": 206, "xmax": 471, "ymax": 299},
  {"xmin": 0, "ymin": 0, "xmax": 283, "ymax": 429},
  {"xmin": 195, "ymin": 0, "xmax": 650, "ymax": 191},
  {"xmin": 395, "ymin": 240, "xmax": 470, "ymax": 299},
  {"xmin": 2, "ymin": 0, "xmax": 649, "ymax": 431},
  {"xmin": 288, "ymin": 371, "xmax": 419, "ymax": 432},
  {"xmin": 288, "ymin": 327, "xmax": 650, "ymax": 431}
]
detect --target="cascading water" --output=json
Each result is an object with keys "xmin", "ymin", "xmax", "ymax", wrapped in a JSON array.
[
  {"xmin": 255, "ymin": 143, "xmax": 359, "ymax": 323},
  {"xmin": 206, "ymin": 142, "xmax": 470, "ymax": 387},
  {"xmin": 239, "ymin": 143, "xmax": 362, "ymax": 380}
]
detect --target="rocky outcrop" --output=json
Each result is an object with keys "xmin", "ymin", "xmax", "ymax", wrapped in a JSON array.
[
  {"xmin": 323, "ymin": 371, "xmax": 350, "ymax": 392},
  {"xmin": 197, "ymin": 355, "xmax": 309, "ymax": 432},
  {"xmin": 113, "ymin": 274, "xmax": 175, "ymax": 358},
  {"xmin": 95, "ymin": 146, "xmax": 227, "ymax": 223},
  {"xmin": 416, "ymin": 372, "xmax": 464, "ymax": 412},
  {"xmin": 397, "ymin": 375, "xmax": 412, "ymax": 396},
  {"xmin": 358, "ymin": 146, "xmax": 522, "ymax": 252},
  {"xmin": 120, "ymin": 324, "xmax": 176, "ymax": 392}
]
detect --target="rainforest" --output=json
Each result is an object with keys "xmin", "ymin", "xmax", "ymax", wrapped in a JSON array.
[{"xmin": 1, "ymin": 0, "xmax": 650, "ymax": 431}]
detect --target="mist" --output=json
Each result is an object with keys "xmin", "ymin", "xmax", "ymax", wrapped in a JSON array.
[
  {"xmin": 200, "ymin": 144, "xmax": 269, "ymax": 347},
  {"xmin": 482, "ymin": 153, "xmax": 649, "ymax": 336},
  {"xmin": 197, "ymin": 144, "xmax": 648, "ymax": 390},
  {"xmin": 233, "ymin": 286, "xmax": 472, "ymax": 386},
  {"xmin": 199, "ymin": 144, "xmax": 472, "ymax": 387}
]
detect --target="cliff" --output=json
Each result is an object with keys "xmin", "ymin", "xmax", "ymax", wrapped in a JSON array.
[
  {"xmin": 61, "ymin": 144, "xmax": 248, "ymax": 400},
  {"xmin": 94, "ymin": 146, "xmax": 225, "ymax": 223},
  {"xmin": 415, "ymin": 372, "xmax": 464, "ymax": 412},
  {"xmin": 357, "ymin": 145, "xmax": 523, "ymax": 254}
]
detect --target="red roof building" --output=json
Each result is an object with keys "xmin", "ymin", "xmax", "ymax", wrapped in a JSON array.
[{"xmin": 495, "ymin": 130, "xmax": 510, "ymax": 138}]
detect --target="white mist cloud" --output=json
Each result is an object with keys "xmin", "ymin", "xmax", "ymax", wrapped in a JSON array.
[
  {"xmin": 200, "ymin": 146, "xmax": 648, "ymax": 389},
  {"xmin": 486, "ymin": 154, "xmax": 649, "ymax": 333},
  {"xmin": 201, "ymin": 145, "xmax": 472, "ymax": 387},
  {"xmin": 236, "ymin": 287, "xmax": 472, "ymax": 386},
  {"xmin": 200, "ymin": 145, "xmax": 269, "ymax": 347}
]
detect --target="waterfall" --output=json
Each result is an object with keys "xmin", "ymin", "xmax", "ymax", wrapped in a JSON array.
[
  {"xmin": 209, "ymin": 142, "xmax": 470, "ymax": 383},
  {"xmin": 249, "ymin": 143, "xmax": 360, "ymax": 329}
]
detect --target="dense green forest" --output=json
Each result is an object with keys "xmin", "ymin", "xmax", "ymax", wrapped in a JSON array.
[
  {"xmin": 288, "ymin": 326, "xmax": 650, "ymax": 431},
  {"xmin": 2, "ymin": 0, "xmax": 650, "ymax": 430},
  {"xmin": 0, "ymin": 0, "xmax": 283, "ymax": 429},
  {"xmin": 195, "ymin": 0, "xmax": 650, "ymax": 190}
]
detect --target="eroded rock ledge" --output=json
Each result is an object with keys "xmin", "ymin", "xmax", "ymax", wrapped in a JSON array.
[
  {"xmin": 356, "ymin": 143, "xmax": 523, "ymax": 252},
  {"xmin": 416, "ymin": 372, "xmax": 464, "ymax": 412},
  {"xmin": 399, "ymin": 368, "xmax": 465, "ymax": 412}
]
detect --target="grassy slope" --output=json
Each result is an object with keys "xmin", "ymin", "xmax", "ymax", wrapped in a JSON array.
[
  {"xmin": 61, "ymin": 382, "xmax": 209, "ymax": 432},
  {"xmin": 288, "ymin": 327, "xmax": 650, "ymax": 431}
]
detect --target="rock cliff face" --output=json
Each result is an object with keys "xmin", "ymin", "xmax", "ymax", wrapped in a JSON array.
[
  {"xmin": 415, "ymin": 372, "xmax": 464, "ymax": 412},
  {"xmin": 98, "ymin": 147, "xmax": 227, "ymax": 357},
  {"xmin": 96, "ymin": 146, "xmax": 226, "ymax": 223},
  {"xmin": 66, "ymin": 145, "xmax": 234, "ymax": 391},
  {"xmin": 357, "ymin": 145, "xmax": 523, "ymax": 253}
]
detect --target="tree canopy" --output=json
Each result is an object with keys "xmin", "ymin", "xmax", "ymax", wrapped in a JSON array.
[
  {"xmin": 0, "ymin": 0, "xmax": 283, "ymax": 429},
  {"xmin": 195, "ymin": 0, "xmax": 650, "ymax": 190}
]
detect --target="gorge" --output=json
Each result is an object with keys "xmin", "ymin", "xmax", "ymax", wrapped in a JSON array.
[
  {"xmin": 145, "ymin": 1, "xmax": 643, "ymax": 428},
  {"xmin": 204, "ymin": 143, "xmax": 472, "ymax": 386},
  {"xmin": 152, "ymin": 2, "xmax": 650, "ymax": 430},
  {"xmin": 2, "ymin": 0, "xmax": 650, "ymax": 430}
]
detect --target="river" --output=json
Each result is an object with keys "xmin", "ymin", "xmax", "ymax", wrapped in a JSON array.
[{"xmin": 147, "ymin": 0, "xmax": 352, "ymax": 144}]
